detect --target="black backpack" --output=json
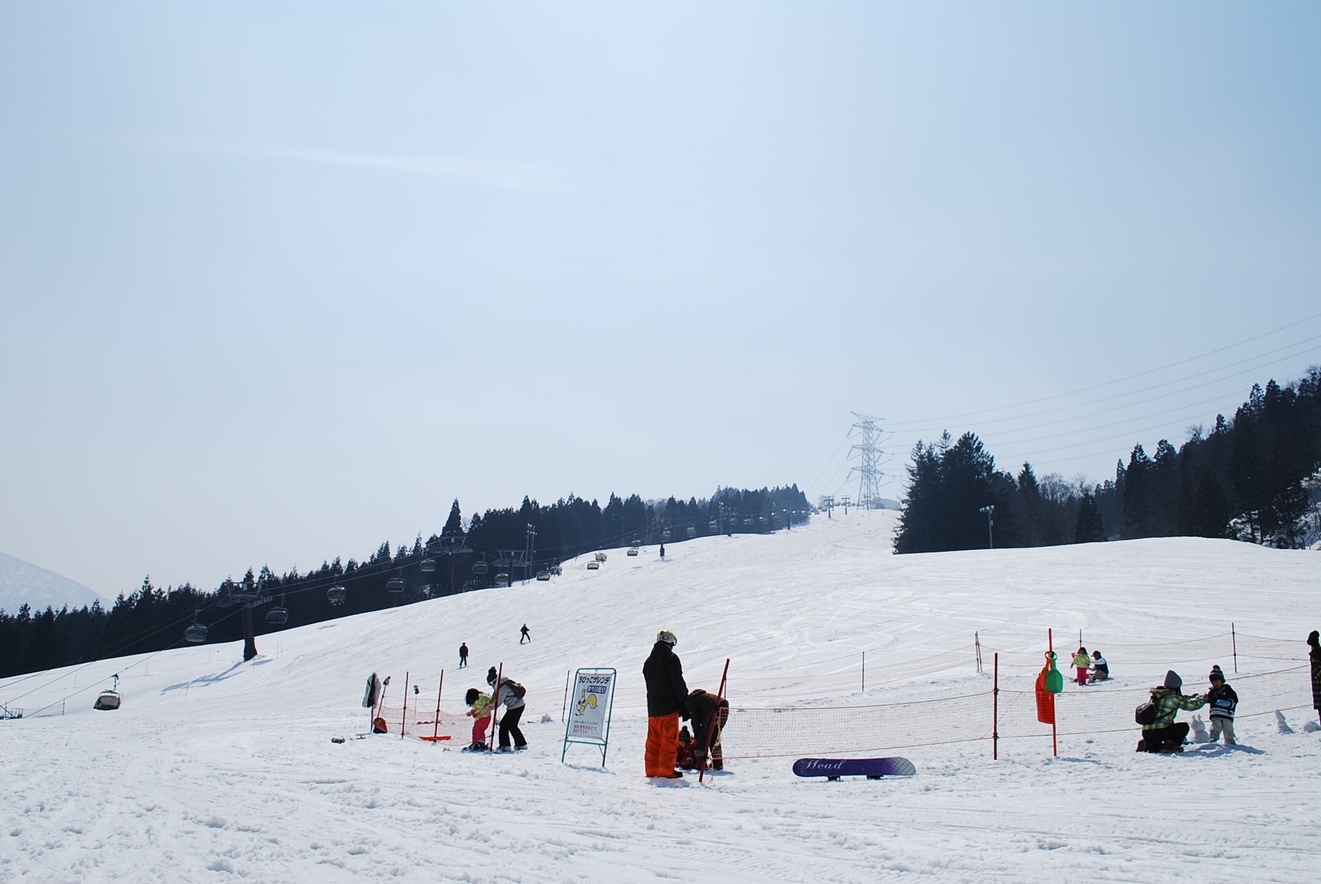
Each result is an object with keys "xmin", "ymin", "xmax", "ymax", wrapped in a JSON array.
[
  {"xmin": 508, "ymin": 679, "xmax": 526, "ymax": 699},
  {"xmin": 1135, "ymin": 701, "xmax": 1158, "ymax": 726}
]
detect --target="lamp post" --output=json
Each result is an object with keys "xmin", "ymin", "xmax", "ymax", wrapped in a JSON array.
[{"xmin": 979, "ymin": 505, "xmax": 995, "ymax": 549}]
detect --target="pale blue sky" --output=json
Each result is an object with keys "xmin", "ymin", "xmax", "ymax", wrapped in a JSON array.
[{"xmin": 2, "ymin": 3, "xmax": 1319, "ymax": 598}]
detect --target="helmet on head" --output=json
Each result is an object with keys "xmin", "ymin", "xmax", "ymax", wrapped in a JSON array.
[
  {"xmin": 656, "ymin": 630, "xmax": 677, "ymax": 647},
  {"xmin": 487, "ymin": 666, "xmax": 498, "ymax": 685}
]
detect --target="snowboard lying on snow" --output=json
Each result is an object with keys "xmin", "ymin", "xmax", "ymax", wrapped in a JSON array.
[{"xmin": 793, "ymin": 757, "xmax": 916, "ymax": 779}]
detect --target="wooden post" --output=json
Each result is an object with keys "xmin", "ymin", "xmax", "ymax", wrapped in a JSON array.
[
  {"xmin": 993, "ymin": 653, "xmax": 999, "ymax": 760},
  {"xmin": 1232, "ymin": 622, "xmax": 1238, "ymax": 674},
  {"xmin": 698, "ymin": 659, "xmax": 731, "ymax": 784}
]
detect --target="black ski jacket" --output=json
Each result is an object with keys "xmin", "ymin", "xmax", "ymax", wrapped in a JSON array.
[{"xmin": 643, "ymin": 641, "xmax": 689, "ymax": 718}]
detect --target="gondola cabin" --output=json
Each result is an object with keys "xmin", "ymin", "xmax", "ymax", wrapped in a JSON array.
[{"xmin": 93, "ymin": 691, "xmax": 121, "ymax": 711}]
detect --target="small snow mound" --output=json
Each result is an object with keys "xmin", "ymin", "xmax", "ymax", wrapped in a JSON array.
[
  {"xmin": 1303, "ymin": 721, "xmax": 1320, "ymax": 733},
  {"xmin": 1275, "ymin": 710, "xmax": 1294, "ymax": 734}
]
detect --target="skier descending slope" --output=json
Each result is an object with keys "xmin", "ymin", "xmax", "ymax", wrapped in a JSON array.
[{"xmin": 642, "ymin": 630, "xmax": 688, "ymax": 779}]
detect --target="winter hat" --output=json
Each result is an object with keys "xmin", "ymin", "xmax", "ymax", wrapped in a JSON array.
[
  {"xmin": 1309, "ymin": 630, "xmax": 1320, "ymax": 647},
  {"xmin": 486, "ymin": 666, "xmax": 498, "ymax": 685},
  {"xmin": 1209, "ymin": 666, "xmax": 1224, "ymax": 682},
  {"xmin": 656, "ymin": 630, "xmax": 677, "ymax": 647},
  {"xmin": 1163, "ymin": 670, "xmax": 1182, "ymax": 691}
]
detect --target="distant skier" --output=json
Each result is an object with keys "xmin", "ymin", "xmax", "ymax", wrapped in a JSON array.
[
  {"xmin": 659, "ymin": 543, "xmax": 665, "ymax": 560},
  {"xmin": 520, "ymin": 624, "xmax": 531, "ymax": 644},
  {"xmin": 487, "ymin": 667, "xmax": 528, "ymax": 751},
  {"xmin": 459, "ymin": 642, "xmax": 469, "ymax": 669},
  {"xmin": 643, "ymin": 630, "xmax": 688, "ymax": 778},
  {"xmin": 1308, "ymin": 630, "xmax": 1321, "ymax": 726}
]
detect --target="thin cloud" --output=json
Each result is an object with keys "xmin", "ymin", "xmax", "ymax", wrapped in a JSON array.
[{"xmin": 126, "ymin": 135, "xmax": 640, "ymax": 196}]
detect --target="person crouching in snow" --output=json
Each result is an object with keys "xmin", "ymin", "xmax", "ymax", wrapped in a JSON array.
[
  {"xmin": 675, "ymin": 726, "xmax": 698, "ymax": 770},
  {"xmin": 643, "ymin": 630, "xmax": 688, "ymax": 778},
  {"xmin": 1139, "ymin": 670, "xmax": 1206, "ymax": 752},
  {"xmin": 687, "ymin": 687, "xmax": 731, "ymax": 771},
  {"xmin": 1088, "ymin": 650, "xmax": 1109, "ymax": 683},
  {"xmin": 464, "ymin": 687, "xmax": 492, "ymax": 751},
  {"xmin": 1204, "ymin": 665, "xmax": 1238, "ymax": 745},
  {"xmin": 1072, "ymin": 647, "xmax": 1090, "ymax": 686}
]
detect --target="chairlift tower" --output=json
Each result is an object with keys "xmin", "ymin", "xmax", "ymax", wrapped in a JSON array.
[
  {"xmin": 219, "ymin": 573, "xmax": 268, "ymax": 661},
  {"xmin": 848, "ymin": 412, "xmax": 886, "ymax": 510}
]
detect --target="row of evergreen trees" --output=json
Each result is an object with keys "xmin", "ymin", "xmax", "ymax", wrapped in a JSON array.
[
  {"xmin": 894, "ymin": 369, "xmax": 1321, "ymax": 553},
  {"xmin": 0, "ymin": 485, "xmax": 810, "ymax": 679}
]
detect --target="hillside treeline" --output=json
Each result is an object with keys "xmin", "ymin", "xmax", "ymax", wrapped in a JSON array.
[
  {"xmin": 0, "ymin": 485, "xmax": 810, "ymax": 679},
  {"xmin": 895, "ymin": 369, "xmax": 1321, "ymax": 554}
]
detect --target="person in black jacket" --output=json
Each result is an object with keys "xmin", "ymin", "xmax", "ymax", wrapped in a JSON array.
[
  {"xmin": 1204, "ymin": 665, "xmax": 1238, "ymax": 745},
  {"xmin": 1308, "ymin": 630, "xmax": 1321, "ymax": 726},
  {"xmin": 642, "ymin": 630, "xmax": 688, "ymax": 778},
  {"xmin": 687, "ymin": 688, "xmax": 730, "ymax": 771}
]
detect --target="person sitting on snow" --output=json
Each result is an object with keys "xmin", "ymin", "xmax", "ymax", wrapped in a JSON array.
[
  {"xmin": 1139, "ymin": 670, "xmax": 1206, "ymax": 753},
  {"xmin": 675, "ymin": 725, "xmax": 698, "ymax": 770},
  {"xmin": 1088, "ymin": 650, "xmax": 1109, "ymax": 683}
]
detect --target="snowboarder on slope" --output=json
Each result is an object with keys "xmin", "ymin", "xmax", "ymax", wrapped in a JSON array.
[
  {"xmin": 643, "ymin": 630, "xmax": 688, "ymax": 778},
  {"xmin": 520, "ymin": 624, "xmax": 531, "ymax": 644},
  {"xmin": 487, "ymin": 667, "xmax": 528, "ymax": 751},
  {"xmin": 1139, "ymin": 670, "xmax": 1206, "ymax": 752}
]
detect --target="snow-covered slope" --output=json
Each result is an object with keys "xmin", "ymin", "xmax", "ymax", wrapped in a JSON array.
[
  {"xmin": 0, "ymin": 551, "xmax": 106, "ymax": 614},
  {"xmin": 3, "ymin": 511, "xmax": 1320, "ymax": 882}
]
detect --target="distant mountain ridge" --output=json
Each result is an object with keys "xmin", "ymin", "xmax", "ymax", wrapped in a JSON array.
[{"xmin": 0, "ymin": 553, "xmax": 106, "ymax": 614}]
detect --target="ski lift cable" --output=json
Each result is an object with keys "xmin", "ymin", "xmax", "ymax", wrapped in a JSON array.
[
  {"xmin": 891, "ymin": 336, "xmax": 1321, "ymax": 437},
  {"xmin": 884, "ymin": 314, "xmax": 1321, "ymax": 430}
]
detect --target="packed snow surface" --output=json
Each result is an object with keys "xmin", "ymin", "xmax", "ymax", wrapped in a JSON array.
[{"xmin": 4, "ymin": 510, "xmax": 1321, "ymax": 882}]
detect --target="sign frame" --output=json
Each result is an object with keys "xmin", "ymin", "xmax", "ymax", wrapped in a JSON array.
[{"xmin": 561, "ymin": 667, "xmax": 617, "ymax": 767}]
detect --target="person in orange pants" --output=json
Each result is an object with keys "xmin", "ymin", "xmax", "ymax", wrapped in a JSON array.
[{"xmin": 642, "ymin": 630, "xmax": 689, "ymax": 778}]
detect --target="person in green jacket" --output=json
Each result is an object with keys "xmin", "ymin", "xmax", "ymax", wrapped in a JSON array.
[
  {"xmin": 1072, "ymin": 647, "xmax": 1091, "ymax": 686},
  {"xmin": 1139, "ymin": 670, "xmax": 1206, "ymax": 753}
]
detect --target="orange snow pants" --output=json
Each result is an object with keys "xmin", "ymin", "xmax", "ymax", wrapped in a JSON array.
[{"xmin": 645, "ymin": 714, "xmax": 680, "ymax": 777}]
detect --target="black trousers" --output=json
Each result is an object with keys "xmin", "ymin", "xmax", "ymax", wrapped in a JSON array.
[
  {"xmin": 1141, "ymin": 722, "xmax": 1190, "ymax": 751},
  {"xmin": 499, "ymin": 705, "xmax": 526, "ymax": 748}
]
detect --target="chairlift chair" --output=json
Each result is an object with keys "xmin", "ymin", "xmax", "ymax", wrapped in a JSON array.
[
  {"xmin": 327, "ymin": 585, "xmax": 347, "ymax": 605},
  {"xmin": 386, "ymin": 577, "xmax": 405, "ymax": 593},
  {"xmin": 494, "ymin": 571, "xmax": 509, "ymax": 583},
  {"xmin": 265, "ymin": 606, "xmax": 289, "ymax": 626},
  {"xmin": 686, "ymin": 526, "xmax": 697, "ymax": 538},
  {"xmin": 661, "ymin": 529, "xmax": 672, "ymax": 542},
  {"xmin": 627, "ymin": 545, "xmax": 639, "ymax": 557},
  {"xmin": 93, "ymin": 690, "xmax": 121, "ymax": 711},
  {"xmin": 420, "ymin": 557, "xmax": 437, "ymax": 573},
  {"xmin": 586, "ymin": 561, "xmax": 600, "ymax": 570},
  {"xmin": 708, "ymin": 520, "xmax": 719, "ymax": 532},
  {"xmin": 185, "ymin": 622, "xmax": 208, "ymax": 644},
  {"xmin": 536, "ymin": 570, "xmax": 551, "ymax": 581},
  {"xmin": 472, "ymin": 561, "xmax": 489, "ymax": 576}
]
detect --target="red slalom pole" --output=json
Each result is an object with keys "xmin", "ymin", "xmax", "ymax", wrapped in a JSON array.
[
  {"xmin": 698, "ymin": 659, "xmax": 730, "ymax": 784},
  {"xmin": 433, "ymin": 670, "xmax": 444, "ymax": 743}
]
